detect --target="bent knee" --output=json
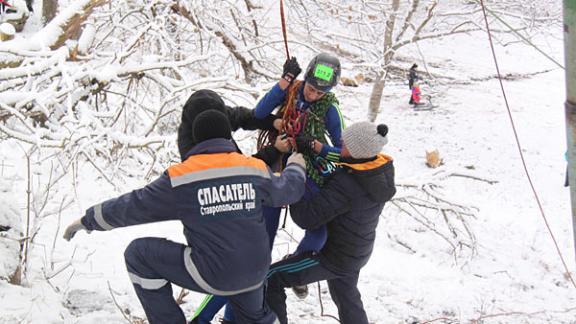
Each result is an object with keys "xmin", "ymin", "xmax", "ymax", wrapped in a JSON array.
[{"xmin": 124, "ymin": 237, "xmax": 150, "ymax": 264}]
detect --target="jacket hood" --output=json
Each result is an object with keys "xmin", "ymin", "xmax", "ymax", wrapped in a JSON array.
[
  {"xmin": 340, "ymin": 154, "xmax": 396, "ymax": 203},
  {"xmin": 177, "ymin": 90, "xmax": 227, "ymax": 160}
]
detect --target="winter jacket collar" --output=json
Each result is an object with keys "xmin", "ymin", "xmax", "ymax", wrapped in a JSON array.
[
  {"xmin": 296, "ymin": 84, "xmax": 311, "ymax": 111},
  {"xmin": 339, "ymin": 154, "xmax": 395, "ymax": 203},
  {"xmin": 184, "ymin": 138, "xmax": 236, "ymax": 159},
  {"xmin": 339, "ymin": 154, "xmax": 392, "ymax": 171}
]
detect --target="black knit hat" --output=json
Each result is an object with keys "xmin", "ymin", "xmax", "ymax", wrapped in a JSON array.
[
  {"xmin": 177, "ymin": 90, "xmax": 227, "ymax": 160},
  {"xmin": 192, "ymin": 110, "xmax": 232, "ymax": 143}
]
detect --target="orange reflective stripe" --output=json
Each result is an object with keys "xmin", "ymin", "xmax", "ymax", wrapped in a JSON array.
[{"xmin": 168, "ymin": 152, "xmax": 268, "ymax": 178}]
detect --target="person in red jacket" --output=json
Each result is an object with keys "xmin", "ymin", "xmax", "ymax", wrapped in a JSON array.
[
  {"xmin": 0, "ymin": 0, "xmax": 9, "ymax": 14},
  {"xmin": 411, "ymin": 81, "xmax": 422, "ymax": 106}
]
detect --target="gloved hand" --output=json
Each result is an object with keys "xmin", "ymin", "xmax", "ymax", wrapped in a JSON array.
[
  {"xmin": 63, "ymin": 218, "xmax": 89, "ymax": 241},
  {"xmin": 287, "ymin": 152, "xmax": 306, "ymax": 169},
  {"xmin": 295, "ymin": 134, "xmax": 315, "ymax": 155},
  {"xmin": 274, "ymin": 135, "xmax": 292, "ymax": 153},
  {"xmin": 282, "ymin": 57, "xmax": 302, "ymax": 84}
]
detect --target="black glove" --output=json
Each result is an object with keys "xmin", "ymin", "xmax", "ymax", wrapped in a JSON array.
[
  {"xmin": 282, "ymin": 57, "xmax": 302, "ymax": 84},
  {"xmin": 295, "ymin": 134, "xmax": 315, "ymax": 155}
]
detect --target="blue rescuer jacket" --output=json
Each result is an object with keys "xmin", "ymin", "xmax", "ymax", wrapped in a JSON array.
[{"xmin": 80, "ymin": 138, "xmax": 306, "ymax": 295}]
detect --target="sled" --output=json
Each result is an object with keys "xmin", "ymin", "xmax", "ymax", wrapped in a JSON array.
[{"xmin": 411, "ymin": 95, "xmax": 437, "ymax": 111}]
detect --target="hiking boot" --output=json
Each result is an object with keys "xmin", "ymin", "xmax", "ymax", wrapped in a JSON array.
[
  {"xmin": 291, "ymin": 284, "xmax": 308, "ymax": 299},
  {"xmin": 281, "ymin": 254, "xmax": 309, "ymax": 299}
]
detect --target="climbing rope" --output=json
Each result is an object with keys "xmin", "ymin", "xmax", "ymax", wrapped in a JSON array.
[
  {"xmin": 317, "ymin": 282, "xmax": 340, "ymax": 322},
  {"xmin": 479, "ymin": 0, "xmax": 576, "ymax": 289},
  {"xmin": 280, "ymin": 0, "xmax": 290, "ymax": 59},
  {"xmin": 478, "ymin": 0, "xmax": 564, "ymax": 70},
  {"xmin": 278, "ymin": 2, "xmax": 340, "ymax": 320}
]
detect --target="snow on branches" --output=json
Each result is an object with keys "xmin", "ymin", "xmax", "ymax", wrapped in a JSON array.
[{"xmin": 387, "ymin": 167, "xmax": 498, "ymax": 263}]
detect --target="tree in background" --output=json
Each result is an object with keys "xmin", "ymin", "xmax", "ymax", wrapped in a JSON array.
[
  {"xmin": 0, "ymin": 0, "xmax": 562, "ymax": 203},
  {"xmin": 0, "ymin": 0, "xmax": 563, "ymax": 312},
  {"xmin": 284, "ymin": 0, "xmax": 560, "ymax": 120}
]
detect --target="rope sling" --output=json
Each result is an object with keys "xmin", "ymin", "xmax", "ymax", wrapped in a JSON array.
[{"xmin": 257, "ymin": 80, "xmax": 338, "ymax": 187}]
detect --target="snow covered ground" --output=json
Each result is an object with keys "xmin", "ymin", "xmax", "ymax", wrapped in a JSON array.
[{"xmin": 1, "ymin": 5, "xmax": 575, "ymax": 324}]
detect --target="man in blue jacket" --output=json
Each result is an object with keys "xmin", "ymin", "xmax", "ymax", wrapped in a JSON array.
[
  {"xmin": 265, "ymin": 121, "xmax": 396, "ymax": 324},
  {"xmin": 63, "ymin": 110, "xmax": 307, "ymax": 324}
]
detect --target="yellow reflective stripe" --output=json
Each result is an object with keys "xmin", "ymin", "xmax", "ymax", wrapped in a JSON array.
[{"xmin": 332, "ymin": 102, "xmax": 345, "ymax": 129}]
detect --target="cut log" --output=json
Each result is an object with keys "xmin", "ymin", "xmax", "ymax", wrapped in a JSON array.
[{"xmin": 0, "ymin": 22, "xmax": 15, "ymax": 41}]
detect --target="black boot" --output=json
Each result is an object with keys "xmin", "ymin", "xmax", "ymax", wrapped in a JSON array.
[{"xmin": 291, "ymin": 284, "xmax": 308, "ymax": 299}]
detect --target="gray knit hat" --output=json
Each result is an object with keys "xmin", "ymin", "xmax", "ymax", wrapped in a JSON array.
[{"xmin": 342, "ymin": 122, "xmax": 388, "ymax": 159}]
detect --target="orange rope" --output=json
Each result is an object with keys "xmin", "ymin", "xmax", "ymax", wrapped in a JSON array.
[{"xmin": 257, "ymin": 80, "xmax": 302, "ymax": 152}]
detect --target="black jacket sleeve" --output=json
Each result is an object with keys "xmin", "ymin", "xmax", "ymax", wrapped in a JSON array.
[
  {"xmin": 252, "ymin": 146, "xmax": 283, "ymax": 167},
  {"xmin": 289, "ymin": 172, "xmax": 353, "ymax": 230},
  {"xmin": 225, "ymin": 105, "xmax": 278, "ymax": 131}
]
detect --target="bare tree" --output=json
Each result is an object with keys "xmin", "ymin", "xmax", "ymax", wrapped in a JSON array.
[
  {"xmin": 388, "ymin": 167, "xmax": 500, "ymax": 263},
  {"xmin": 284, "ymin": 0, "xmax": 560, "ymax": 121},
  {"xmin": 0, "ymin": 0, "xmax": 291, "ymax": 181},
  {"xmin": 42, "ymin": 0, "xmax": 58, "ymax": 25},
  {"xmin": 0, "ymin": 0, "xmax": 562, "ymax": 289}
]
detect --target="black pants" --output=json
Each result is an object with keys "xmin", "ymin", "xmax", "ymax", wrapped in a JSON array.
[{"xmin": 265, "ymin": 252, "xmax": 369, "ymax": 324}]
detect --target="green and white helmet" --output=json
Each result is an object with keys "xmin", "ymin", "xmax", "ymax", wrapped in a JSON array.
[{"xmin": 304, "ymin": 53, "xmax": 341, "ymax": 92}]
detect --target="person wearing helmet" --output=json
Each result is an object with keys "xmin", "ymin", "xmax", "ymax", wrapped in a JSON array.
[
  {"xmin": 192, "ymin": 54, "xmax": 345, "ymax": 323},
  {"xmin": 252, "ymin": 52, "xmax": 345, "ymax": 252},
  {"xmin": 256, "ymin": 52, "xmax": 345, "ymax": 290}
]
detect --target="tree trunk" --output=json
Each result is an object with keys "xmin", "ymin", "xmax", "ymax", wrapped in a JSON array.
[
  {"xmin": 42, "ymin": 0, "xmax": 58, "ymax": 25},
  {"xmin": 368, "ymin": 0, "xmax": 399, "ymax": 122},
  {"xmin": 9, "ymin": 265, "xmax": 22, "ymax": 285},
  {"xmin": 368, "ymin": 71, "xmax": 387, "ymax": 122},
  {"xmin": 0, "ymin": 22, "xmax": 16, "ymax": 41}
]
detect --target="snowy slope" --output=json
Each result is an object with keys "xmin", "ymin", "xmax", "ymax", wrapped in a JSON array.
[{"xmin": 1, "ymin": 5, "xmax": 575, "ymax": 324}]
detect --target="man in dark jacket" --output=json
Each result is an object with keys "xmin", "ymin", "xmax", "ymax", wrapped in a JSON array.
[
  {"xmin": 63, "ymin": 110, "xmax": 307, "ymax": 324},
  {"xmin": 177, "ymin": 89, "xmax": 284, "ymax": 163},
  {"xmin": 179, "ymin": 89, "xmax": 292, "ymax": 323},
  {"xmin": 408, "ymin": 63, "xmax": 418, "ymax": 104},
  {"xmin": 265, "ymin": 121, "xmax": 396, "ymax": 324}
]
